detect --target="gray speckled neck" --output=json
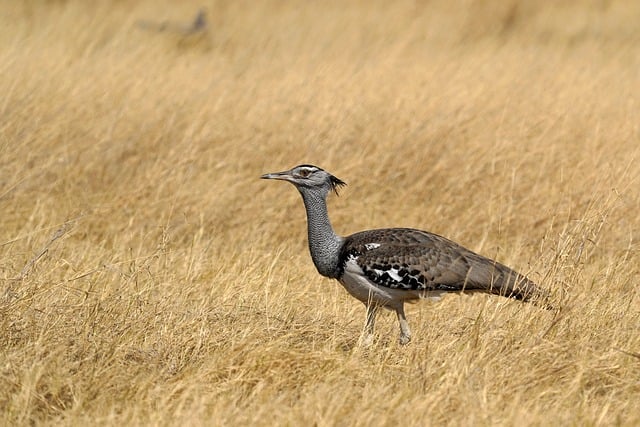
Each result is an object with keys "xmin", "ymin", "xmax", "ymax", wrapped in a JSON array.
[{"xmin": 299, "ymin": 189, "xmax": 344, "ymax": 278}]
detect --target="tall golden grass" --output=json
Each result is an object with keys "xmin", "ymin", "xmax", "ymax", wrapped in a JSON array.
[{"xmin": 1, "ymin": 0, "xmax": 639, "ymax": 425}]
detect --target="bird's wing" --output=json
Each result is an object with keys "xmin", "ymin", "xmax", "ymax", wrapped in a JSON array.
[{"xmin": 341, "ymin": 228, "xmax": 508, "ymax": 292}]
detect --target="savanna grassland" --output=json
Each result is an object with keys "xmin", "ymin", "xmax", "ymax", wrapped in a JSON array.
[{"xmin": 1, "ymin": 0, "xmax": 639, "ymax": 425}]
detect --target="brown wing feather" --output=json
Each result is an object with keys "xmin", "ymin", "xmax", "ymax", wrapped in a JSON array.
[{"xmin": 341, "ymin": 228, "xmax": 546, "ymax": 302}]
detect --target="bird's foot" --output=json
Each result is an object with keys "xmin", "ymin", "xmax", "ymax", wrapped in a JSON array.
[
  {"xmin": 399, "ymin": 334, "xmax": 411, "ymax": 345},
  {"xmin": 359, "ymin": 333, "xmax": 375, "ymax": 347}
]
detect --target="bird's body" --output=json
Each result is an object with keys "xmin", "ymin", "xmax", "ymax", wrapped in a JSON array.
[
  {"xmin": 261, "ymin": 164, "xmax": 549, "ymax": 345},
  {"xmin": 340, "ymin": 227, "xmax": 539, "ymax": 299}
]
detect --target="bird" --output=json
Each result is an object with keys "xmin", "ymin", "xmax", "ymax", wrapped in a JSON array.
[{"xmin": 261, "ymin": 164, "xmax": 550, "ymax": 345}]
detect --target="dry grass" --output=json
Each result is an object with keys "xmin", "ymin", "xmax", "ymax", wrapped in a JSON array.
[{"xmin": 1, "ymin": 0, "xmax": 639, "ymax": 425}]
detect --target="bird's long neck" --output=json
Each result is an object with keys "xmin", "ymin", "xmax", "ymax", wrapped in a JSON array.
[{"xmin": 299, "ymin": 189, "xmax": 344, "ymax": 278}]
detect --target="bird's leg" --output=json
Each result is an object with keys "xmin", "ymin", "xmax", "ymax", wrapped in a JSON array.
[
  {"xmin": 396, "ymin": 305, "xmax": 412, "ymax": 345},
  {"xmin": 360, "ymin": 303, "xmax": 378, "ymax": 346}
]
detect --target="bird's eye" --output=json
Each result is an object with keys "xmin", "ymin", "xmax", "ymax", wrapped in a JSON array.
[{"xmin": 298, "ymin": 169, "xmax": 310, "ymax": 177}]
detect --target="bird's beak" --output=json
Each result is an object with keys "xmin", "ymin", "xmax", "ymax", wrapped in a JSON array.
[{"xmin": 260, "ymin": 170, "xmax": 291, "ymax": 181}]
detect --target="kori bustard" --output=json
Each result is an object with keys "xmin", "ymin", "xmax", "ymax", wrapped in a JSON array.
[{"xmin": 261, "ymin": 164, "xmax": 549, "ymax": 345}]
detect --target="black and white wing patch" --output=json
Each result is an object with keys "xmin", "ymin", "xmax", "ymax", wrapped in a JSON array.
[{"xmin": 363, "ymin": 262, "xmax": 426, "ymax": 290}]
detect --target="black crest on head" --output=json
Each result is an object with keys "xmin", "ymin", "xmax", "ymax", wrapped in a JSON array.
[{"xmin": 329, "ymin": 174, "xmax": 347, "ymax": 196}]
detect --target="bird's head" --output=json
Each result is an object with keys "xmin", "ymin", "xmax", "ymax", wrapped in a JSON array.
[{"xmin": 261, "ymin": 164, "xmax": 346, "ymax": 196}]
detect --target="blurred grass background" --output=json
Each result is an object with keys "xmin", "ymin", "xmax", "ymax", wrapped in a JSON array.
[{"xmin": 1, "ymin": 0, "xmax": 639, "ymax": 425}]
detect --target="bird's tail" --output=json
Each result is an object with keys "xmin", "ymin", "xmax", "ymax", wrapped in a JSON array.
[
  {"xmin": 488, "ymin": 262, "xmax": 553, "ymax": 309},
  {"xmin": 463, "ymin": 250, "xmax": 552, "ymax": 308}
]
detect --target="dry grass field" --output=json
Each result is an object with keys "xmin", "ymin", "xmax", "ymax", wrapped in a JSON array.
[{"xmin": 1, "ymin": 0, "xmax": 639, "ymax": 425}]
